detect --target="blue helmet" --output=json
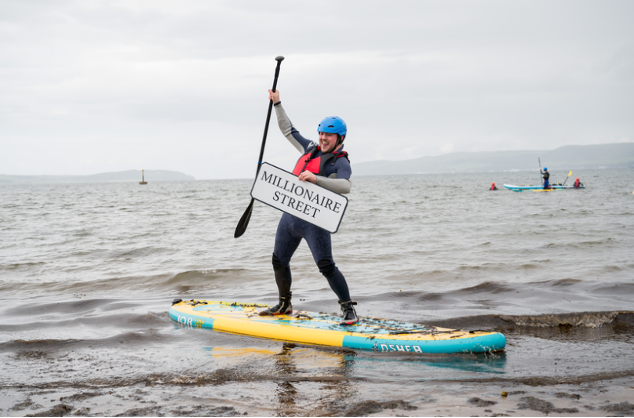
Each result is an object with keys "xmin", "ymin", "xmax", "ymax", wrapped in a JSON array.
[
  {"xmin": 543, "ymin": 167, "xmax": 548, "ymax": 171},
  {"xmin": 317, "ymin": 116, "xmax": 347, "ymax": 137}
]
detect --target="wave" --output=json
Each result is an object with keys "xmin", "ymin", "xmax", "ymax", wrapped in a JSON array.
[
  {"xmin": 106, "ymin": 246, "xmax": 178, "ymax": 259},
  {"xmin": 0, "ymin": 366, "xmax": 362, "ymax": 391},
  {"xmin": 454, "ymin": 281, "xmax": 516, "ymax": 294},
  {"xmin": 391, "ymin": 262, "xmax": 550, "ymax": 283},
  {"xmin": 0, "ymin": 261, "xmax": 46, "ymax": 271},
  {"xmin": 2, "ymin": 364, "xmax": 633, "ymax": 391},
  {"xmin": 166, "ymin": 269, "xmax": 252, "ymax": 285},
  {"xmin": 443, "ymin": 369, "xmax": 634, "ymax": 386},
  {"xmin": 547, "ymin": 278, "xmax": 583, "ymax": 286},
  {"xmin": 535, "ymin": 237, "xmax": 620, "ymax": 250},
  {"xmin": 455, "ymin": 278, "xmax": 634, "ymax": 296},
  {"xmin": 428, "ymin": 311, "xmax": 634, "ymax": 329},
  {"xmin": 0, "ymin": 310, "xmax": 168, "ymax": 333},
  {"xmin": 577, "ymin": 237, "xmax": 615, "ymax": 246},
  {"xmin": 0, "ymin": 327, "xmax": 176, "ymax": 354},
  {"xmin": 0, "ymin": 268, "xmax": 258, "ymax": 296}
]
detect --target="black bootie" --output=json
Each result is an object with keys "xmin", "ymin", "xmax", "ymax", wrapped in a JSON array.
[
  {"xmin": 259, "ymin": 292, "xmax": 292, "ymax": 316},
  {"xmin": 338, "ymin": 300, "xmax": 359, "ymax": 325}
]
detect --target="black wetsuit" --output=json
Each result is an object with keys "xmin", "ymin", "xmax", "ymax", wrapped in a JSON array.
[
  {"xmin": 271, "ymin": 102, "xmax": 352, "ymax": 302},
  {"xmin": 542, "ymin": 171, "xmax": 550, "ymax": 188}
]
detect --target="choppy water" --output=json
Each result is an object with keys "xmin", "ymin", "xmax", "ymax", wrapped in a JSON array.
[{"xmin": 1, "ymin": 169, "xmax": 633, "ymax": 416}]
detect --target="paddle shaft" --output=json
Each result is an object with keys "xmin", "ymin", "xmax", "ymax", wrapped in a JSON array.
[
  {"xmin": 256, "ymin": 58, "xmax": 284, "ymax": 174},
  {"xmin": 234, "ymin": 56, "xmax": 284, "ymax": 239}
]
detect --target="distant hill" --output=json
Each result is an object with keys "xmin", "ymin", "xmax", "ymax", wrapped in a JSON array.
[
  {"xmin": 0, "ymin": 170, "xmax": 195, "ymax": 184},
  {"xmin": 352, "ymin": 143, "xmax": 634, "ymax": 175}
]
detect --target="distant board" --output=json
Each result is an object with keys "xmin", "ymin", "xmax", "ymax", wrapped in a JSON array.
[{"xmin": 251, "ymin": 162, "xmax": 348, "ymax": 233}]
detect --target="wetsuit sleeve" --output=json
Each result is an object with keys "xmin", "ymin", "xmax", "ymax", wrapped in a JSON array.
[
  {"xmin": 315, "ymin": 176, "xmax": 351, "ymax": 194},
  {"xmin": 315, "ymin": 157, "xmax": 352, "ymax": 194},
  {"xmin": 274, "ymin": 102, "xmax": 316, "ymax": 153}
]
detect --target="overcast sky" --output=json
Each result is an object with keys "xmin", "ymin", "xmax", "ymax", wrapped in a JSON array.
[{"xmin": 1, "ymin": 0, "xmax": 633, "ymax": 179}]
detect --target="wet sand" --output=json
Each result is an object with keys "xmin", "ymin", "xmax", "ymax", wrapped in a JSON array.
[{"xmin": 2, "ymin": 364, "xmax": 633, "ymax": 416}]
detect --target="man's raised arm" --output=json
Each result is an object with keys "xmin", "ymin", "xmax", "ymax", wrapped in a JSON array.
[{"xmin": 269, "ymin": 89, "xmax": 315, "ymax": 154}]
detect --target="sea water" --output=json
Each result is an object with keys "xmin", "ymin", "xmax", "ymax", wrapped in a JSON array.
[{"xmin": 1, "ymin": 169, "xmax": 633, "ymax": 416}]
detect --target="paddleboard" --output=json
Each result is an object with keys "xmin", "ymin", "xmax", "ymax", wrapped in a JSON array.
[
  {"xmin": 169, "ymin": 300, "xmax": 506, "ymax": 354},
  {"xmin": 503, "ymin": 184, "xmax": 585, "ymax": 191}
]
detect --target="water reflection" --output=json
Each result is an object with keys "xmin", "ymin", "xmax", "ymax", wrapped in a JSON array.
[
  {"xmin": 345, "ymin": 350, "xmax": 507, "ymax": 381},
  {"xmin": 268, "ymin": 343, "xmax": 362, "ymax": 415},
  {"xmin": 274, "ymin": 344, "xmax": 299, "ymax": 415},
  {"xmin": 265, "ymin": 343, "xmax": 507, "ymax": 414}
]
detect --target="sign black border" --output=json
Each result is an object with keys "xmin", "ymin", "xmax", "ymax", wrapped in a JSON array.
[{"xmin": 249, "ymin": 162, "xmax": 349, "ymax": 234}]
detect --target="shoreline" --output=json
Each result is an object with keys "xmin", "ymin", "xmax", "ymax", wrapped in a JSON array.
[{"xmin": 2, "ymin": 372, "xmax": 633, "ymax": 416}]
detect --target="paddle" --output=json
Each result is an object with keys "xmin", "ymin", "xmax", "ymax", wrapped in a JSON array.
[
  {"xmin": 234, "ymin": 56, "xmax": 285, "ymax": 239},
  {"xmin": 538, "ymin": 157, "xmax": 543, "ymax": 185},
  {"xmin": 562, "ymin": 171, "xmax": 573, "ymax": 186}
]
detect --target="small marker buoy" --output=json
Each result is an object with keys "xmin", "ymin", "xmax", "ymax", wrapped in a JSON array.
[{"xmin": 139, "ymin": 169, "xmax": 147, "ymax": 185}]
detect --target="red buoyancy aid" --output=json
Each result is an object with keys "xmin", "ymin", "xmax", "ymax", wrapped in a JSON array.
[
  {"xmin": 574, "ymin": 179, "xmax": 580, "ymax": 187},
  {"xmin": 292, "ymin": 146, "xmax": 349, "ymax": 176}
]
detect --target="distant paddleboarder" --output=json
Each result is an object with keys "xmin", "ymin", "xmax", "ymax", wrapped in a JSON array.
[
  {"xmin": 490, "ymin": 182, "xmax": 498, "ymax": 191},
  {"xmin": 574, "ymin": 177, "xmax": 584, "ymax": 188},
  {"xmin": 259, "ymin": 89, "xmax": 359, "ymax": 325},
  {"xmin": 541, "ymin": 167, "xmax": 550, "ymax": 189}
]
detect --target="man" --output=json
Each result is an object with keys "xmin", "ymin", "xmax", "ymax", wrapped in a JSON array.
[
  {"xmin": 259, "ymin": 89, "xmax": 359, "ymax": 325},
  {"xmin": 574, "ymin": 177, "xmax": 584, "ymax": 188},
  {"xmin": 541, "ymin": 167, "xmax": 550, "ymax": 189},
  {"xmin": 490, "ymin": 182, "xmax": 498, "ymax": 190}
]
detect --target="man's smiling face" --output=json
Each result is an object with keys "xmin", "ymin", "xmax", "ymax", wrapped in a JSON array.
[{"xmin": 319, "ymin": 131, "xmax": 340, "ymax": 153}]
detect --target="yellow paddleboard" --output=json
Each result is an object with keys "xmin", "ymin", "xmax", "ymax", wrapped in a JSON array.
[{"xmin": 169, "ymin": 300, "xmax": 506, "ymax": 354}]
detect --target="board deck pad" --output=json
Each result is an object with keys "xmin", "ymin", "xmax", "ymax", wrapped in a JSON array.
[{"xmin": 169, "ymin": 300, "xmax": 506, "ymax": 354}]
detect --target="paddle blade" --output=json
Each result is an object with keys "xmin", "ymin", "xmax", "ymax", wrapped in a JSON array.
[
  {"xmin": 568, "ymin": 171, "xmax": 572, "ymax": 177},
  {"xmin": 234, "ymin": 199, "xmax": 254, "ymax": 238}
]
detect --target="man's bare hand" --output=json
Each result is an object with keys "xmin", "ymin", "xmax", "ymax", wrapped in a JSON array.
[
  {"xmin": 268, "ymin": 89, "xmax": 280, "ymax": 103},
  {"xmin": 298, "ymin": 171, "xmax": 317, "ymax": 183}
]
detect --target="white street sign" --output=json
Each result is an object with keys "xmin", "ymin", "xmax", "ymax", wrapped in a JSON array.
[{"xmin": 250, "ymin": 163, "xmax": 348, "ymax": 233}]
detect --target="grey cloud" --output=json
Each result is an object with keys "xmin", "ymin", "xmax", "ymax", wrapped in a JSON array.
[{"xmin": 1, "ymin": 0, "xmax": 633, "ymax": 179}]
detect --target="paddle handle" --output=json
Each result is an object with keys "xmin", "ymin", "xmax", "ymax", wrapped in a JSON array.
[{"xmin": 256, "ymin": 56, "xmax": 284, "ymax": 174}]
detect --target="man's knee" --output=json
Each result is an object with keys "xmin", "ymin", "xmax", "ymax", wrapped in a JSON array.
[
  {"xmin": 317, "ymin": 258, "xmax": 336, "ymax": 278},
  {"xmin": 272, "ymin": 253, "xmax": 285, "ymax": 271}
]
